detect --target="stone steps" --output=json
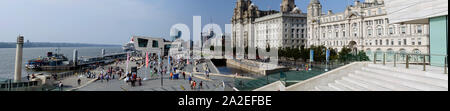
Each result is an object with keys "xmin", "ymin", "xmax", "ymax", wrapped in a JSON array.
[
  {"xmin": 335, "ymin": 79, "xmax": 370, "ymax": 91},
  {"xmin": 305, "ymin": 63, "xmax": 448, "ymax": 91},
  {"xmin": 367, "ymin": 64, "xmax": 448, "ymax": 80},
  {"xmin": 353, "ymin": 71, "xmax": 420, "ymax": 91},
  {"xmin": 358, "ymin": 69, "xmax": 447, "ymax": 91},
  {"xmin": 362, "ymin": 67, "xmax": 448, "ymax": 88}
]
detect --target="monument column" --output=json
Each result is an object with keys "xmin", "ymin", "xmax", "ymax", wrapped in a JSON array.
[{"xmin": 14, "ymin": 35, "xmax": 24, "ymax": 82}]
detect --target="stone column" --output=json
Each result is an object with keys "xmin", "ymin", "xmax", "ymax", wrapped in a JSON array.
[{"xmin": 14, "ymin": 35, "xmax": 24, "ymax": 82}]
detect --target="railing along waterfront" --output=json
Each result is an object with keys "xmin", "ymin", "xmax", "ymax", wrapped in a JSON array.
[
  {"xmin": 0, "ymin": 79, "xmax": 39, "ymax": 91},
  {"xmin": 371, "ymin": 52, "xmax": 447, "ymax": 74}
]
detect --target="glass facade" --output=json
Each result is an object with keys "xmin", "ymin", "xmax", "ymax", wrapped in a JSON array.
[{"xmin": 429, "ymin": 16, "xmax": 448, "ymax": 66}]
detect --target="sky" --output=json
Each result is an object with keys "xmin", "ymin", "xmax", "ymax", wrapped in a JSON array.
[{"xmin": 0, "ymin": 0, "xmax": 363, "ymax": 45}]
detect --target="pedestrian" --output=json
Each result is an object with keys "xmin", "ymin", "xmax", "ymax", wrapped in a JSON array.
[
  {"xmin": 188, "ymin": 76, "xmax": 192, "ymax": 83},
  {"xmin": 138, "ymin": 77, "xmax": 142, "ymax": 86},
  {"xmin": 100, "ymin": 74, "xmax": 104, "ymax": 82},
  {"xmin": 199, "ymin": 81, "xmax": 203, "ymax": 89},
  {"xmin": 58, "ymin": 81, "xmax": 64, "ymax": 91},
  {"xmin": 170, "ymin": 72, "xmax": 173, "ymax": 80},
  {"xmin": 106, "ymin": 75, "xmax": 110, "ymax": 82},
  {"xmin": 77, "ymin": 78, "xmax": 81, "ymax": 86},
  {"xmin": 193, "ymin": 81, "xmax": 197, "ymax": 91},
  {"xmin": 182, "ymin": 72, "xmax": 186, "ymax": 80}
]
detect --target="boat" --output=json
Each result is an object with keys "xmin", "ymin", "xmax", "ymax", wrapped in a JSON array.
[
  {"xmin": 122, "ymin": 37, "xmax": 136, "ymax": 52},
  {"xmin": 26, "ymin": 52, "xmax": 71, "ymax": 71}
]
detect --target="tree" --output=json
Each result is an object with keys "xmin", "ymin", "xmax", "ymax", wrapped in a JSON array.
[
  {"xmin": 338, "ymin": 46, "xmax": 352, "ymax": 63},
  {"xmin": 299, "ymin": 46, "xmax": 309, "ymax": 62},
  {"xmin": 310, "ymin": 45, "xmax": 327, "ymax": 62},
  {"xmin": 356, "ymin": 50, "xmax": 370, "ymax": 61},
  {"xmin": 291, "ymin": 47, "xmax": 301, "ymax": 65}
]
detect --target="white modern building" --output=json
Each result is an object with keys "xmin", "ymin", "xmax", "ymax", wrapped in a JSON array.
[
  {"xmin": 131, "ymin": 36, "xmax": 172, "ymax": 56},
  {"xmin": 307, "ymin": 0, "xmax": 430, "ymax": 57}
]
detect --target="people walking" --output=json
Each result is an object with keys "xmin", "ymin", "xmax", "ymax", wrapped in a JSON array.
[
  {"xmin": 58, "ymin": 81, "xmax": 64, "ymax": 91},
  {"xmin": 77, "ymin": 78, "xmax": 81, "ymax": 86},
  {"xmin": 199, "ymin": 81, "xmax": 203, "ymax": 90}
]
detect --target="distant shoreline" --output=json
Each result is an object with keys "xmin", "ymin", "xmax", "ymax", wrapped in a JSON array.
[{"xmin": 0, "ymin": 42, "xmax": 121, "ymax": 48}]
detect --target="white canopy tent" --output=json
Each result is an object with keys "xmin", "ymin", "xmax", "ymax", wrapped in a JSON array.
[{"xmin": 385, "ymin": 0, "xmax": 448, "ymax": 24}]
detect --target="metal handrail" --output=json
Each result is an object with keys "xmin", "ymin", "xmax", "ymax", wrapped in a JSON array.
[{"xmin": 371, "ymin": 52, "xmax": 447, "ymax": 74}]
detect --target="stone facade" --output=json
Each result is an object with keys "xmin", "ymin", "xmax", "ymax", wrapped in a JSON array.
[
  {"xmin": 307, "ymin": 0, "xmax": 430, "ymax": 56},
  {"xmin": 232, "ymin": 0, "xmax": 307, "ymax": 49}
]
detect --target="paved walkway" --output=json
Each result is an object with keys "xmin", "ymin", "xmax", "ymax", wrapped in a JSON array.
[{"xmin": 76, "ymin": 57, "xmax": 240, "ymax": 91}]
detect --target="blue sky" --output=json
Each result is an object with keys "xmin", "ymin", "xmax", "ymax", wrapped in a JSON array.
[{"xmin": 0, "ymin": 0, "xmax": 362, "ymax": 45}]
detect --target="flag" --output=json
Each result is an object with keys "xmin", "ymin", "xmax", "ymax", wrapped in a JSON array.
[
  {"xmin": 145, "ymin": 52, "xmax": 149, "ymax": 68},
  {"xmin": 126, "ymin": 52, "xmax": 130, "ymax": 74},
  {"xmin": 310, "ymin": 50, "xmax": 314, "ymax": 62},
  {"xmin": 326, "ymin": 49, "xmax": 330, "ymax": 63}
]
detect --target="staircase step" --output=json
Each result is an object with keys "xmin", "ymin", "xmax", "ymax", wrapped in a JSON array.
[
  {"xmin": 335, "ymin": 79, "xmax": 370, "ymax": 91},
  {"xmin": 328, "ymin": 83, "xmax": 352, "ymax": 91},
  {"xmin": 350, "ymin": 72, "xmax": 419, "ymax": 91},
  {"xmin": 356, "ymin": 70, "xmax": 446, "ymax": 91},
  {"xmin": 315, "ymin": 86, "xmax": 337, "ymax": 91},
  {"xmin": 367, "ymin": 64, "xmax": 448, "ymax": 80},
  {"xmin": 362, "ymin": 67, "xmax": 448, "ymax": 88},
  {"xmin": 343, "ymin": 75, "xmax": 391, "ymax": 91}
]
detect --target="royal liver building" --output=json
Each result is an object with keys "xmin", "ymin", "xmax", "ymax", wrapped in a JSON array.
[
  {"xmin": 232, "ymin": 0, "xmax": 308, "ymax": 49},
  {"xmin": 307, "ymin": 0, "xmax": 429, "ymax": 55}
]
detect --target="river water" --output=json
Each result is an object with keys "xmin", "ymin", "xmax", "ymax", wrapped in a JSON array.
[{"xmin": 0, "ymin": 47, "xmax": 122, "ymax": 80}]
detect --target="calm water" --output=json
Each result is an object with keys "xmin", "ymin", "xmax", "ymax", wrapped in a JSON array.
[{"xmin": 0, "ymin": 47, "xmax": 122, "ymax": 79}]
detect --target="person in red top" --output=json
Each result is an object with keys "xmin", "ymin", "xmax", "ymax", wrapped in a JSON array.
[{"xmin": 193, "ymin": 81, "xmax": 197, "ymax": 91}]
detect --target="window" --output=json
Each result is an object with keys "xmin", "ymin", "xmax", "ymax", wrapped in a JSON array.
[
  {"xmin": 398, "ymin": 39, "xmax": 402, "ymax": 45},
  {"xmin": 378, "ymin": 8, "xmax": 382, "ymax": 14},
  {"xmin": 138, "ymin": 38, "xmax": 149, "ymax": 47},
  {"xmin": 377, "ymin": 27, "xmax": 383, "ymax": 36},
  {"xmin": 417, "ymin": 38, "xmax": 422, "ymax": 45},
  {"xmin": 386, "ymin": 39, "xmax": 389, "ymax": 46},
  {"xmin": 401, "ymin": 26, "xmax": 406, "ymax": 34},
  {"xmin": 389, "ymin": 27, "xmax": 394, "ymax": 35},
  {"xmin": 368, "ymin": 29, "xmax": 373, "ymax": 36},
  {"xmin": 152, "ymin": 40, "xmax": 159, "ymax": 48},
  {"xmin": 380, "ymin": 40, "xmax": 383, "ymax": 45},
  {"xmin": 391, "ymin": 39, "xmax": 394, "ymax": 45},
  {"xmin": 403, "ymin": 39, "xmax": 407, "ymax": 45},
  {"xmin": 417, "ymin": 25, "xmax": 423, "ymax": 33}
]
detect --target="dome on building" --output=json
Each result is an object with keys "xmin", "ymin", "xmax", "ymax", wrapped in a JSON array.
[{"xmin": 291, "ymin": 7, "xmax": 302, "ymax": 14}]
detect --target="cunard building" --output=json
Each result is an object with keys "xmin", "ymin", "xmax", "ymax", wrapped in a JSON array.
[
  {"xmin": 231, "ymin": 0, "xmax": 308, "ymax": 49},
  {"xmin": 307, "ymin": 0, "xmax": 430, "ymax": 56}
]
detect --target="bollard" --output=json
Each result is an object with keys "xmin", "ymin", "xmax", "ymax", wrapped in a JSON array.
[
  {"xmin": 423, "ymin": 55, "xmax": 426, "ymax": 71},
  {"xmin": 445, "ymin": 56, "xmax": 447, "ymax": 74},
  {"xmin": 374, "ymin": 53, "xmax": 377, "ymax": 64},
  {"xmin": 394, "ymin": 53, "xmax": 397, "ymax": 67},
  {"xmin": 383, "ymin": 53, "xmax": 386, "ymax": 65},
  {"xmin": 406, "ymin": 54, "xmax": 409, "ymax": 69}
]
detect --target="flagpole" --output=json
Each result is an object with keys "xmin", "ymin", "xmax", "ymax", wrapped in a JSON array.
[{"xmin": 160, "ymin": 48, "xmax": 163, "ymax": 87}]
